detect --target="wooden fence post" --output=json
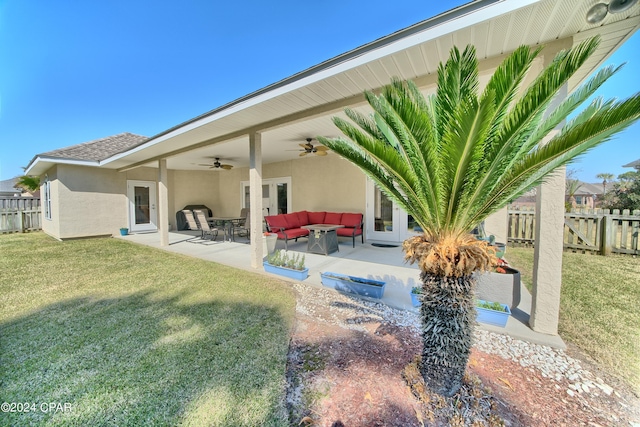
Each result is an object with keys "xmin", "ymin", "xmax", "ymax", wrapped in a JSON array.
[
  {"xmin": 17, "ymin": 211, "xmax": 24, "ymax": 233},
  {"xmin": 600, "ymin": 214, "xmax": 612, "ymax": 256}
]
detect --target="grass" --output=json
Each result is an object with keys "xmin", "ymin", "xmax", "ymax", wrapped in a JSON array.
[
  {"xmin": 0, "ymin": 232, "xmax": 296, "ymax": 426},
  {"xmin": 506, "ymin": 246, "xmax": 640, "ymax": 394}
]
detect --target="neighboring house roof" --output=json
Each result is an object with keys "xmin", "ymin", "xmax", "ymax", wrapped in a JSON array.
[
  {"xmin": 37, "ymin": 132, "xmax": 148, "ymax": 162},
  {"xmin": 0, "ymin": 178, "xmax": 20, "ymax": 195},
  {"xmin": 623, "ymin": 158, "xmax": 640, "ymax": 169},
  {"xmin": 574, "ymin": 182, "xmax": 604, "ymax": 196}
]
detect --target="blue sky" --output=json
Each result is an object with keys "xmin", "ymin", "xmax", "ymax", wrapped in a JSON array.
[{"xmin": 1, "ymin": 0, "xmax": 638, "ymax": 183}]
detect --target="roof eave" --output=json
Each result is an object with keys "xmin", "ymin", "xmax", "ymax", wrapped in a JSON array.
[{"xmin": 25, "ymin": 156, "xmax": 101, "ymax": 176}]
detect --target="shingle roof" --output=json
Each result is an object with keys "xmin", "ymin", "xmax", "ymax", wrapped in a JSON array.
[
  {"xmin": 575, "ymin": 182, "xmax": 604, "ymax": 195},
  {"xmin": 39, "ymin": 132, "xmax": 148, "ymax": 162},
  {"xmin": 0, "ymin": 178, "xmax": 19, "ymax": 193},
  {"xmin": 623, "ymin": 159, "xmax": 640, "ymax": 168}
]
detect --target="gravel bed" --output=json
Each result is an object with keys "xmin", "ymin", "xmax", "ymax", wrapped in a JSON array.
[{"xmin": 293, "ymin": 282, "xmax": 616, "ymax": 397}]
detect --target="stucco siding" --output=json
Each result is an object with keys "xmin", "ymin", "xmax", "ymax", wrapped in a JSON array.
[
  {"xmin": 213, "ymin": 156, "xmax": 367, "ymax": 217},
  {"xmin": 56, "ymin": 165, "xmax": 127, "ymax": 239},
  {"xmin": 172, "ymin": 170, "xmax": 220, "ymax": 219},
  {"xmin": 288, "ymin": 156, "xmax": 365, "ymax": 212}
]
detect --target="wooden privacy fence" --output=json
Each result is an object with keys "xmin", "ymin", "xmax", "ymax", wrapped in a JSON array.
[
  {"xmin": 0, "ymin": 198, "xmax": 41, "ymax": 234},
  {"xmin": 508, "ymin": 208, "xmax": 640, "ymax": 255}
]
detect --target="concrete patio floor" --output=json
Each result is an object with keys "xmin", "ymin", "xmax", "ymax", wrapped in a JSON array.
[{"xmin": 117, "ymin": 230, "xmax": 565, "ymax": 349}]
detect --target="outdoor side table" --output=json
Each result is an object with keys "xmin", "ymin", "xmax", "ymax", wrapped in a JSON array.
[{"xmin": 301, "ymin": 224, "xmax": 344, "ymax": 255}]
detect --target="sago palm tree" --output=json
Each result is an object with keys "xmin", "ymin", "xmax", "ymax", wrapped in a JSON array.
[{"xmin": 317, "ymin": 36, "xmax": 640, "ymax": 397}]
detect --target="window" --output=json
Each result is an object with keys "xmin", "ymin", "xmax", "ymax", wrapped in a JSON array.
[{"xmin": 43, "ymin": 176, "xmax": 51, "ymax": 220}]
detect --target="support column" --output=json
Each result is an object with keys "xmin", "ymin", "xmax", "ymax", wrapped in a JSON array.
[
  {"xmin": 249, "ymin": 133, "xmax": 264, "ymax": 268},
  {"xmin": 158, "ymin": 159, "xmax": 169, "ymax": 247},
  {"xmin": 529, "ymin": 166, "xmax": 565, "ymax": 334},
  {"xmin": 529, "ymin": 40, "xmax": 571, "ymax": 334}
]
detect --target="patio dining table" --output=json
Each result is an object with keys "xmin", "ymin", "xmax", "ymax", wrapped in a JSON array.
[{"xmin": 207, "ymin": 216, "xmax": 245, "ymax": 242}]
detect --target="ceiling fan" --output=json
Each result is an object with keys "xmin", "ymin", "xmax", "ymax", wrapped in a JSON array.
[
  {"xmin": 296, "ymin": 138, "xmax": 328, "ymax": 157},
  {"xmin": 198, "ymin": 157, "xmax": 233, "ymax": 170}
]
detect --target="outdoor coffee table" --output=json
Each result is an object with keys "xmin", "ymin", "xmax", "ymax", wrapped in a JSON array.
[{"xmin": 301, "ymin": 224, "xmax": 344, "ymax": 255}]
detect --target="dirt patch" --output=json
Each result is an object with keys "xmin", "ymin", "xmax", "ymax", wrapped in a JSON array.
[{"xmin": 286, "ymin": 284, "xmax": 640, "ymax": 426}]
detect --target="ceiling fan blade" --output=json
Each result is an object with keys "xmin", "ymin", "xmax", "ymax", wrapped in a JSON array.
[
  {"xmin": 299, "ymin": 152, "xmax": 307, "ymax": 157},
  {"xmin": 299, "ymin": 143, "xmax": 310, "ymax": 149},
  {"xmin": 315, "ymin": 146, "xmax": 328, "ymax": 151},
  {"xmin": 315, "ymin": 150, "xmax": 328, "ymax": 156},
  {"xmin": 197, "ymin": 164, "xmax": 212, "ymax": 167},
  {"xmin": 221, "ymin": 164, "xmax": 233, "ymax": 170}
]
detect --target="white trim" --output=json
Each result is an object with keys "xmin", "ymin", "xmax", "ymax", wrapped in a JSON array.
[
  {"xmin": 25, "ymin": 156, "xmax": 100, "ymax": 175},
  {"xmin": 127, "ymin": 180, "xmax": 158, "ymax": 232},
  {"xmin": 43, "ymin": 176, "xmax": 52, "ymax": 220}
]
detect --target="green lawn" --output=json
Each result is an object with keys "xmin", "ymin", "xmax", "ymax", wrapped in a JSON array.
[
  {"xmin": 506, "ymin": 246, "xmax": 640, "ymax": 394},
  {"xmin": 0, "ymin": 233, "xmax": 296, "ymax": 426}
]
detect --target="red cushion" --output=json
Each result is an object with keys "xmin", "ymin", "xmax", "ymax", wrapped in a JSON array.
[
  {"xmin": 337, "ymin": 227, "xmax": 362, "ymax": 236},
  {"xmin": 340, "ymin": 213, "xmax": 362, "ymax": 228},
  {"xmin": 265, "ymin": 215, "xmax": 287, "ymax": 231},
  {"xmin": 283, "ymin": 228, "xmax": 309, "ymax": 238},
  {"xmin": 324, "ymin": 212, "xmax": 342, "ymax": 225},
  {"xmin": 283, "ymin": 213, "xmax": 300, "ymax": 229},
  {"xmin": 307, "ymin": 211, "xmax": 326, "ymax": 224},
  {"xmin": 296, "ymin": 210, "xmax": 309, "ymax": 226}
]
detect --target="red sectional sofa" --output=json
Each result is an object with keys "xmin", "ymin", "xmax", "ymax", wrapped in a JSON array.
[{"xmin": 264, "ymin": 211, "xmax": 364, "ymax": 250}]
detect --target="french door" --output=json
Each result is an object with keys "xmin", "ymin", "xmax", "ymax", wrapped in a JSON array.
[
  {"xmin": 241, "ymin": 177, "xmax": 291, "ymax": 216},
  {"xmin": 366, "ymin": 179, "xmax": 421, "ymax": 242},
  {"xmin": 366, "ymin": 180, "xmax": 400, "ymax": 242},
  {"xmin": 127, "ymin": 180, "xmax": 157, "ymax": 232}
]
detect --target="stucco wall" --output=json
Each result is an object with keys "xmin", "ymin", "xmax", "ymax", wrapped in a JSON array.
[
  {"xmin": 55, "ymin": 165, "xmax": 127, "ymax": 239},
  {"xmin": 288, "ymin": 155, "xmax": 365, "ymax": 212},
  {"xmin": 41, "ymin": 165, "xmax": 176, "ymax": 239},
  {"xmin": 213, "ymin": 155, "xmax": 367, "ymax": 217},
  {"xmin": 172, "ymin": 170, "xmax": 220, "ymax": 219}
]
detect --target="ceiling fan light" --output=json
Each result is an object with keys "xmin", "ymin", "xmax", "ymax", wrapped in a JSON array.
[
  {"xmin": 608, "ymin": 0, "xmax": 638, "ymax": 13},
  {"xmin": 586, "ymin": 2, "xmax": 608, "ymax": 23}
]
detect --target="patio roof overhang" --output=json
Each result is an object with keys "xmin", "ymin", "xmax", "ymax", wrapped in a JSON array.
[{"xmin": 25, "ymin": 0, "xmax": 640, "ymax": 177}]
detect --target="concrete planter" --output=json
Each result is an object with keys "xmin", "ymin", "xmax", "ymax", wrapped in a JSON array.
[
  {"xmin": 262, "ymin": 233, "xmax": 278, "ymax": 255},
  {"xmin": 475, "ymin": 267, "xmax": 521, "ymax": 309},
  {"xmin": 476, "ymin": 300, "xmax": 511, "ymax": 327},
  {"xmin": 320, "ymin": 272, "xmax": 386, "ymax": 299},
  {"xmin": 263, "ymin": 261, "xmax": 309, "ymax": 281}
]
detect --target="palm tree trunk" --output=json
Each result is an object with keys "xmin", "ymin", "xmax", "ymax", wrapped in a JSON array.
[{"xmin": 418, "ymin": 272, "xmax": 476, "ymax": 397}]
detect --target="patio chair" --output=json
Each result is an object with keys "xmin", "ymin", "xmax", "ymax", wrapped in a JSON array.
[
  {"xmin": 181, "ymin": 210, "xmax": 200, "ymax": 231},
  {"xmin": 190, "ymin": 209, "xmax": 219, "ymax": 241},
  {"xmin": 235, "ymin": 209, "xmax": 250, "ymax": 240}
]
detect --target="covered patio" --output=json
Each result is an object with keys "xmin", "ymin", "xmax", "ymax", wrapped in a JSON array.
[
  {"xmin": 118, "ymin": 230, "xmax": 566, "ymax": 348},
  {"xmin": 25, "ymin": 0, "xmax": 640, "ymax": 340}
]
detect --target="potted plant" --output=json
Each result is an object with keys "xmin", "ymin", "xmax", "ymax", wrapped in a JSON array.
[
  {"xmin": 119, "ymin": 227, "xmax": 129, "ymax": 236},
  {"xmin": 410, "ymin": 286, "xmax": 421, "ymax": 307},
  {"xmin": 476, "ymin": 299, "xmax": 511, "ymax": 327},
  {"xmin": 474, "ymin": 258, "xmax": 521, "ymax": 309},
  {"xmin": 263, "ymin": 250, "xmax": 308, "ymax": 281},
  {"xmin": 320, "ymin": 271, "xmax": 386, "ymax": 299}
]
